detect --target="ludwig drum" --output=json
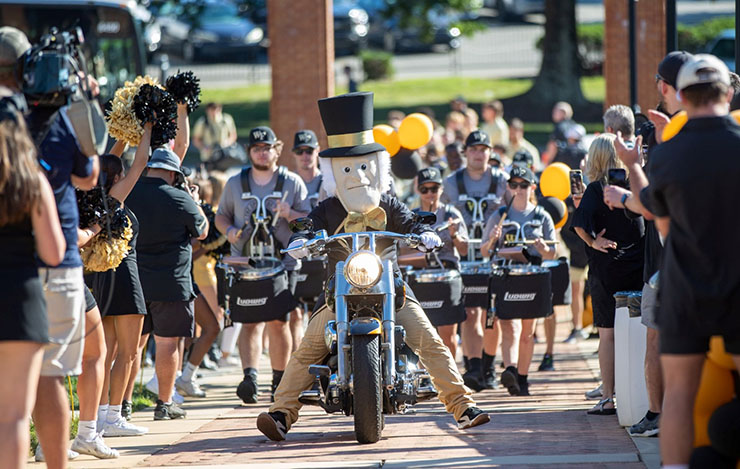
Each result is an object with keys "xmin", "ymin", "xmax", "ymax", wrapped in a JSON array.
[
  {"xmin": 220, "ymin": 257, "xmax": 293, "ymax": 323},
  {"xmin": 408, "ymin": 269, "xmax": 466, "ymax": 327},
  {"xmin": 292, "ymin": 256, "xmax": 327, "ymax": 301},
  {"xmin": 460, "ymin": 261, "xmax": 492, "ymax": 308},
  {"xmin": 491, "ymin": 265, "xmax": 552, "ymax": 320},
  {"xmin": 542, "ymin": 258, "xmax": 572, "ymax": 306}
]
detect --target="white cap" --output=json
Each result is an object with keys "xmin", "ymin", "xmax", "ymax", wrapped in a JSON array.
[
  {"xmin": 676, "ymin": 54, "xmax": 731, "ymax": 91},
  {"xmin": 565, "ymin": 123, "xmax": 586, "ymax": 141}
]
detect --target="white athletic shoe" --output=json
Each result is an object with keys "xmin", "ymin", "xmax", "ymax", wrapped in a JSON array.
[
  {"xmin": 102, "ymin": 417, "xmax": 149, "ymax": 437},
  {"xmin": 145, "ymin": 375, "xmax": 185, "ymax": 404},
  {"xmin": 71, "ymin": 433, "xmax": 119, "ymax": 459},
  {"xmin": 218, "ymin": 355, "xmax": 240, "ymax": 367},
  {"xmin": 34, "ymin": 445, "xmax": 79, "ymax": 462},
  {"xmin": 176, "ymin": 376, "xmax": 207, "ymax": 398}
]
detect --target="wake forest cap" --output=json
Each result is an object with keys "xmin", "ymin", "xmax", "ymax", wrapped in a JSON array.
[
  {"xmin": 509, "ymin": 164, "xmax": 537, "ymax": 184},
  {"xmin": 292, "ymin": 129, "xmax": 318, "ymax": 151},
  {"xmin": 417, "ymin": 166, "xmax": 443, "ymax": 186},
  {"xmin": 317, "ymin": 92, "xmax": 386, "ymax": 158},
  {"xmin": 248, "ymin": 126, "xmax": 277, "ymax": 147},
  {"xmin": 657, "ymin": 51, "xmax": 694, "ymax": 88},
  {"xmin": 676, "ymin": 54, "xmax": 731, "ymax": 91},
  {"xmin": 464, "ymin": 129, "xmax": 492, "ymax": 149}
]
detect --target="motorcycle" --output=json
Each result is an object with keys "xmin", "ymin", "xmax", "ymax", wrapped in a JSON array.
[{"xmin": 281, "ymin": 214, "xmax": 438, "ymax": 444}]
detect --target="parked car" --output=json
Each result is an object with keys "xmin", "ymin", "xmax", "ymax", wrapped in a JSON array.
[
  {"xmin": 706, "ymin": 29, "xmax": 735, "ymax": 72},
  {"xmin": 155, "ymin": 0, "xmax": 265, "ymax": 63},
  {"xmin": 334, "ymin": 0, "xmax": 369, "ymax": 56},
  {"xmin": 485, "ymin": 0, "xmax": 543, "ymax": 22}
]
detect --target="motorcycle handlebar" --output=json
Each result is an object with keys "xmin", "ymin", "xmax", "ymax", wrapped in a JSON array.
[{"xmin": 280, "ymin": 231, "xmax": 422, "ymax": 254}]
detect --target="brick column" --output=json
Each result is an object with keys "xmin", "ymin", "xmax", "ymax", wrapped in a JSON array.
[
  {"xmin": 604, "ymin": 0, "xmax": 666, "ymax": 114},
  {"xmin": 268, "ymin": 0, "xmax": 335, "ymax": 169}
]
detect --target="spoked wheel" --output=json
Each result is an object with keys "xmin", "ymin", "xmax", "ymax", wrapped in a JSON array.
[{"xmin": 351, "ymin": 334, "xmax": 383, "ymax": 444}]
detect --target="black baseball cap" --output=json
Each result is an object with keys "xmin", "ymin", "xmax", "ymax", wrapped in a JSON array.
[
  {"xmin": 512, "ymin": 149, "xmax": 534, "ymax": 168},
  {"xmin": 417, "ymin": 166, "xmax": 443, "ymax": 186},
  {"xmin": 248, "ymin": 126, "xmax": 277, "ymax": 147},
  {"xmin": 509, "ymin": 164, "xmax": 537, "ymax": 184},
  {"xmin": 657, "ymin": 51, "xmax": 694, "ymax": 88},
  {"xmin": 464, "ymin": 129, "xmax": 492, "ymax": 149},
  {"xmin": 292, "ymin": 129, "xmax": 318, "ymax": 151}
]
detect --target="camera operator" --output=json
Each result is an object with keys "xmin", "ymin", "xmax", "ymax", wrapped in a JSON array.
[{"xmin": 3, "ymin": 27, "xmax": 102, "ymax": 468}]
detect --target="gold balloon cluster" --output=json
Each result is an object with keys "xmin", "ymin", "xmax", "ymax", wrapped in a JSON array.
[
  {"xmin": 81, "ymin": 219, "xmax": 134, "ymax": 272},
  {"xmin": 106, "ymin": 75, "xmax": 161, "ymax": 146}
]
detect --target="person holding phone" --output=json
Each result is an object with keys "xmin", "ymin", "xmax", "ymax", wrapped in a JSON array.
[{"xmin": 572, "ymin": 134, "xmax": 645, "ymax": 415}]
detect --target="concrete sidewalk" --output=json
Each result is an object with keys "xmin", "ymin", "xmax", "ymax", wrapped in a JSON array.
[{"xmin": 29, "ymin": 320, "xmax": 659, "ymax": 468}]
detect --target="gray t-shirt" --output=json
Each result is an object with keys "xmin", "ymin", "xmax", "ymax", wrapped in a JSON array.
[
  {"xmin": 218, "ymin": 167, "xmax": 310, "ymax": 269},
  {"xmin": 482, "ymin": 204, "xmax": 556, "ymax": 258},
  {"xmin": 441, "ymin": 167, "xmax": 508, "ymax": 235},
  {"xmin": 414, "ymin": 204, "xmax": 469, "ymax": 269},
  {"xmin": 304, "ymin": 174, "xmax": 323, "ymax": 209}
]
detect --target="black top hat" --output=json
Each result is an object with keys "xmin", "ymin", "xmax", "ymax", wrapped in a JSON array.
[
  {"xmin": 317, "ymin": 92, "xmax": 386, "ymax": 158},
  {"xmin": 292, "ymin": 129, "xmax": 318, "ymax": 151}
]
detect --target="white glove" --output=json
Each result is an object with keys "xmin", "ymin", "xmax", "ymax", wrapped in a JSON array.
[
  {"xmin": 287, "ymin": 239, "xmax": 308, "ymax": 260},
  {"xmin": 419, "ymin": 232, "xmax": 442, "ymax": 252}
]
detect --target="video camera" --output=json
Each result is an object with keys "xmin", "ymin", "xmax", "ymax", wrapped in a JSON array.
[{"xmin": 22, "ymin": 27, "xmax": 89, "ymax": 107}]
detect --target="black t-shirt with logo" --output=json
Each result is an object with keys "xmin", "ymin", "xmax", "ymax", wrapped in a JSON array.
[{"xmin": 646, "ymin": 115, "xmax": 740, "ymax": 335}]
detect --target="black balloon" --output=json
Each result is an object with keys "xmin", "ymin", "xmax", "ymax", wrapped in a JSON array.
[
  {"xmin": 391, "ymin": 147, "xmax": 423, "ymax": 180},
  {"xmin": 166, "ymin": 71, "xmax": 201, "ymax": 114},
  {"xmin": 708, "ymin": 399, "xmax": 740, "ymax": 459},
  {"xmin": 538, "ymin": 196, "xmax": 567, "ymax": 226}
]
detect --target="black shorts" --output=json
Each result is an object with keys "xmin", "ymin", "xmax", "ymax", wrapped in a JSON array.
[
  {"xmin": 142, "ymin": 300, "xmax": 194, "ymax": 338},
  {"xmin": 658, "ymin": 294, "xmax": 740, "ymax": 355},
  {"xmin": 589, "ymin": 274, "xmax": 642, "ymax": 328},
  {"xmin": 660, "ymin": 332, "xmax": 740, "ymax": 355}
]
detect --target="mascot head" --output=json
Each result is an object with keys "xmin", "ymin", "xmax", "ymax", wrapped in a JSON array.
[{"xmin": 318, "ymin": 92, "xmax": 391, "ymax": 213}]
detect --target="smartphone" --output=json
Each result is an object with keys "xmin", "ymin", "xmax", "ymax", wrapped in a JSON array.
[
  {"xmin": 569, "ymin": 170, "xmax": 584, "ymax": 196},
  {"xmin": 607, "ymin": 168, "xmax": 628, "ymax": 188}
]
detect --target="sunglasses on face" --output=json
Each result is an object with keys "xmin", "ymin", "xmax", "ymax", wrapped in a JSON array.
[
  {"xmin": 419, "ymin": 185, "xmax": 440, "ymax": 195},
  {"xmin": 294, "ymin": 148, "xmax": 314, "ymax": 155},
  {"xmin": 508, "ymin": 181, "xmax": 531, "ymax": 190}
]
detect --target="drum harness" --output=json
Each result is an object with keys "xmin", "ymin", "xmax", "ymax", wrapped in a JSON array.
[
  {"xmin": 239, "ymin": 165, "xmax": 288, "ymax": 259},
  {"xmin": 455, "ymin": 168, "xmax": 506, "ymax": 260}
]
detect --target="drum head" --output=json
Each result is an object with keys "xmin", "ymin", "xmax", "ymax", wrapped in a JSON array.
[{"xmin": 222, "ymin": 256, "xmax": 252, "ymax": 266}]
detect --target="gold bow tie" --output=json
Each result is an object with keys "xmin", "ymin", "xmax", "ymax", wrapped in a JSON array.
[{"xmin": 342, "ymin": 207, "xmax": 387, "ymax": 233}]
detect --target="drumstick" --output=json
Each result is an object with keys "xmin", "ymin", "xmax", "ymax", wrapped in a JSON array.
[
  {"xmin": 504, "ymin": 240, "xmax": 560, "ymax": 246},
  {"xmin": 272, "ymin": 192, "xmax": 289, "ymax": 227},
  {"xmin": 489, "ymin": 197, "xmax": 515, "ymax": 256}
]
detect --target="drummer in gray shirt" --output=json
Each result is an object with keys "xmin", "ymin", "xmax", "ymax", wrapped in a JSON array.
[
  {"xmin": 412, "ymin": 167, "xmax": 468, "ymax": 361},
  {"xmin": 480, "ymin": 165, "xmax": 557, "ymax": 398},
  {"xmin": 216, "ymin": 126, "xmax": 310, "ymax": 405}
]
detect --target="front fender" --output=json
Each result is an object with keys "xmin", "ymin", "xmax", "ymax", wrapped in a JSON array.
[{"xmin": 349, "ymin": 317, "xmax": 382, "ymax": 335}]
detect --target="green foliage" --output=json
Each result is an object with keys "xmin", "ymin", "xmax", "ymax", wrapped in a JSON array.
[
  {"xmin": 132, "ymin": 383, "xmax": 158, "ymax": 412},
  {"xmin": 359, "ymin": 50, "xmax": 395, "ymax": 81},
  {"xmin": 379, "ymin": 0, "xmax": 481, "ymax": 42},
  {"xmin": 30, "ymin": 417, "xmax": 78, "ymax": 456},
  {"xmin": 677, "ymin": 16, "xmax": 735, "ymax": 53}
]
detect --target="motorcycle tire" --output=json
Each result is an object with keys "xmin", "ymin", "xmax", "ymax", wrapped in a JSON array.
[{"xmin": 352, "ymin": 334, "xmax": 383, "ymax": 444}]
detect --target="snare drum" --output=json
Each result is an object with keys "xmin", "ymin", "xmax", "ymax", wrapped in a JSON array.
[
  {"xmin": 292, "ymin": 256, "xmax": 327, "ymax": 301},
  {"xmin": 460, "ymin": 261, "xmax": 492, "ymax": 308},
  {"xmin": 408, "ymin": 269, "xmax": 466, "ymax": 327},
  {"xmin": 542, "ymin": 258, "xmax": 572, "ymax": 306},
  {"xmin": 491, "ymin": 265, "xmax": 552, "ymax": 320},
  {"xmin": 218, "ymin": 257, "xmax": 293, "ymax": 323}
]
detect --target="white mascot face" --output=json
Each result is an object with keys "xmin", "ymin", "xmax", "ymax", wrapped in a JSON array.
[{"xmin": 331, "ymin": 153, "xmax": 382, "ymax": 213}]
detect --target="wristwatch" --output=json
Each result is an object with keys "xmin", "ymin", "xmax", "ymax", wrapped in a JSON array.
[{"xmin": 620, "ymin": 193, "xmax": 629, "ymax": 205}]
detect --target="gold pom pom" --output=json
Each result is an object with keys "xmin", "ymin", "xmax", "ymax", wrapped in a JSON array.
[
  {"xmin": 106, "ymin": 76, "xmax": 162, "ymax": 147},
  {"xmin": 81, "ymin": 217, "xmax": 135, "ymax": 272}
]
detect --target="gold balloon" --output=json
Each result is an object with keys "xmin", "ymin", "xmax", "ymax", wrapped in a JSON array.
[
  {"xmin": 661, "ymin": 110, "xmax": 687, "ymax": 142},
  {"xmin": 398, "ymin": 113, "xmax": 434, "ymax": 150},
  {"xmin": 554, "ymin": 200, "xmax": 568, "ymax": 229},
  {"xmin": 372, "ymin": 124, "xmax": 401, "ymax": 156},
  {"xmin": 540, "ymin": 163, "xmax": 571, "ymax": 201}
]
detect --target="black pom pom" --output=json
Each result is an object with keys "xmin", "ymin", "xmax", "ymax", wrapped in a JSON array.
[
  {"xmin": 77, "ymin": 187, "xmax": 122, "ymax": 229},
  {"xmin": 133, "ymin": 84, "xmax": 178, "ymax": 146},
  {"xmin": 200, "ymin": 202, "xmax": 230, "ymax": 258},
  {"xmin": 166, "ymin": 71, "xmax": 201, "ymax": 114}
]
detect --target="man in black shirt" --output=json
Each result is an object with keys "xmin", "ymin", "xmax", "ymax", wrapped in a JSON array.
[
  {"xmin": 127, "ymin": 148, "xmax": 208, "ymax": 420},
  {"xmin": 646, "ymin": 54, "xmax": 739, "ymax": 466},
  {"xmin": 604, "ymin": 51, "xmax": 693, "ymax": 437}
]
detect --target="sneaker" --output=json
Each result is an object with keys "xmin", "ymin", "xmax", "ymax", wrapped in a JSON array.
[
  {"xmin": 457, "ymin": 406, "xmax": 490, "ymax": 429},
  {"xmin": 628, "ymin": 414, "xmax": 660, "ymax": 437},
  {"xmin": 237, "ymin": 372, "xmax": 259, "ymax": 404},
  {"xmin": 256, "ymin": 411, "xmax": 288, "ymax": 441},
  {"xmin": 462, "ymin": 369, "xmax": 484, "ymax": 392},
  {"xmin": 121, "ymin": 400, "xmax": 132, "ymax": 421},
  {"xmin": 34, "ymin": 445, "xmax": 79, "ymax": 462},
  {"xmin": 199, "ymin": 355, "xmax": 219, "ymax": 370},
  {"xmin": 481, "ymin": 371, "xmax": 499, "ymax": 390},
  {"xmin": 71, "ymin": 433, "xmax": 119, "ymax": 459},
  {"xmin": 585, "ymin": 384, "xmax": 603, "ymax": 400},
  {"xmin": 218, "ymin": 355, "xmax": 240, "ymax": 367},
  {"xmin": 176, "ymin": 376, "xmax": 207, "ymax": 398},
  {"xmin": 501, "ymin": 366, "xmax": 521, "ymax": 396},
  {"xmin": 538, "ymin": 353, "xmax": 555, "ymax": 372},
  {"xmin": 154, "ymin": 399, "xmax": 187, "ymax": 420},
  {"xmin": 102, "ymin": 416, "xmax": 149, "ymax": 437},
  {"xmin": 563, "ymin": 328, "xmax": 583, "ymax": 344},
  {"xmin": 146, "ymin": 375, "xmax": 186, "ymax": 404},
  {"xmin": 517, "ymin": 375, "xmax": 531, "ymax": 396}
]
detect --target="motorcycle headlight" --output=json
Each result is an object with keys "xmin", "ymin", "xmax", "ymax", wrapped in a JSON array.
[{"xmin": 344, "ymin": 251, "xmax": 382, "ymax": 288}]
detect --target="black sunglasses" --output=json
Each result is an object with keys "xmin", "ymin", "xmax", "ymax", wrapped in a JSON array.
[
  {"xmin": 419, "ymin": 185, "xmax": 440, "ymax": 194},
  {"xmin": 293, "ymin": 148, "xmax": 314, "ymax": 155},
  {"xmin": 508, "ymin": 181, "xmax": 531, "ymax": 190}
]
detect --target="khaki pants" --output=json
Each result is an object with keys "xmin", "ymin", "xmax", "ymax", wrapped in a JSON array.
[{"xmin": 270, "ymin": 300, "xmax": 475, "ymax": 428}]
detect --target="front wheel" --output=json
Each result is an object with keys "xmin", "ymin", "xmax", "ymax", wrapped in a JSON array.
[{"xmin": 352, "ymin": 334, "xmax": 382, "ymax": 444}]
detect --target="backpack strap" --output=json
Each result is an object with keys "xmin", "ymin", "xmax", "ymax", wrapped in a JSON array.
[
  {"xmin": 489, "ymin": 167, "xmax": 503, "ymax": 195},
  {"xmin": 240, "ymin": 166, "xmax": 251, "ymax": 194},
  {"xmin": 455, "ymin": 169, "xmax": 466, "ymax": 197},
  {"xmin": 275, "ymin": 165, "xmax": 287, "ymax": 193},
  {"xmin": 533, "ymin": 205, "xmax": 546, "ymax": 222}
]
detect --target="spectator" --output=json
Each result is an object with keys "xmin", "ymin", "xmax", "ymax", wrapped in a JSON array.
[
  {"xmin": 553, "ymin": 123, "xmax": 587, "ymax": 171},
  {"xmin": 603, "ymin": 104, "xmax": 635, "ymax": 140},
  {"xmin": 572, "ymin": 134, "xmax": 644, "ymax": 416},
  {"xmin": 450, "ymin": 94, "xmax": 468, "ymax": 113},
  {"xmin": 387, "ymin": 110, "xmax": 405, "ymax": 130},
  {"xmin": 126, "ymin": 147, "xmax": 209, "ymax": 420},
  {"xmin": 191, "ymin": 102, "xmax": 237, "ymax": 162},
  {"xmin": 542, "ymin": 101, "xmax": 575, "ymax": 165},
  {"xmin": 445, "ymin": 142, "xmax": 465, "ymax": 172},
  {"xmin": 444, "ymin": 111, "xmax": 466, "ymax": 144},
  {"xmin": 506, "ymin": 118, "xmax": 541, "ymax": 170},
  {"xmin": 0, "ymin": 96, "xmax": 65, "ymax": 469},
  {"xmin": 480, "ymin": 100, "xmax": 509, "ymax": 147},
  {"xmin": 463, "ymin": 107, "xmax": 479, "ymax": 136},
  {"xmin": 344, "ymin": 65, "xmax": 358, "ymax": 93}
]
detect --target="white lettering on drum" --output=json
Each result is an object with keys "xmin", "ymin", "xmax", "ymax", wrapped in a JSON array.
[
  {"xmin": 463, "ymin": 286, "xmax": 488, "ymax": 294},
  {"xmin": 504, "ymin": 292, "xmax": 537, "ymax": 302},
  {"xmin": 236, "ymin": 297, "xmax": 268, "ymax": 307},
  {"xmin": 420, "ymin": 300, "xmax": 444, "ymax": 309},
  {"xmin": 296, "ymin": 274, "xmax": 308, "ymax": 282}
]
